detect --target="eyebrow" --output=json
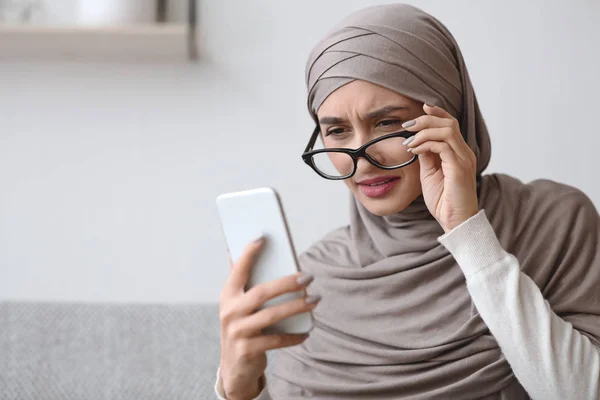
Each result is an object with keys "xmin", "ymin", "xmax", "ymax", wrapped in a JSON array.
[{"xmin": 318, "ymin": 105, "xmax": 409, "ymax": 125}]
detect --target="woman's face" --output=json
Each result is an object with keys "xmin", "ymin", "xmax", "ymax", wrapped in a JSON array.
[{"xmin": 316, "ymin": 80, "xmax": 425, "ymax": 216}]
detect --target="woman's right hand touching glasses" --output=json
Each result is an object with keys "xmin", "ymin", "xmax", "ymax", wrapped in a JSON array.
[{"xmin": 218, "ymin": 238, "xmax": 320, "ymax": 399}]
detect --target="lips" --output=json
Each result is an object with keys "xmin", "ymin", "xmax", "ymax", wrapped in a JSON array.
[
  {"xmin": 357, "ymin": 176, "xmax": 400, "ymax": 198},
  {"xmin": 357, "ymin": 176, "xmax": 399, "ymax": 185},
  {"xmin": 362, "ymin": 178, "xmax": 396, "ymax": 187}
]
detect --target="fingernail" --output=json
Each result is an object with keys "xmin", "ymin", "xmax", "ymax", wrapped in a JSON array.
[
  {"xmin": 402, "ymin": 137, "xmax": 415, "ymax": 146},
  {"xmin": 402, "ymin": 120, "xmax": 416, "ymax": 128},
  {"xmin": 425, "ymin": 103, "xmax": 435, "ymax": 108},
  {"xmin": 406, "ymin": 147, "xmax": 414, "ymax": 153},
  {"xmin": 253, "ymin": 236, "xmax": 264, "ymax": 244},
  {"xmin": 296, "ymin": 274, "xmax": 314, "ymax": 286},
  {"xmin": 305, "ymin": 294, "xmax": 322, "ymax": 304}
]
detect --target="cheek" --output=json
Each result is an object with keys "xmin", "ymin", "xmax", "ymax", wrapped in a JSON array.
[{"xmin": 328, "ymin": 153, "xmax": 355, "ymax": 176}]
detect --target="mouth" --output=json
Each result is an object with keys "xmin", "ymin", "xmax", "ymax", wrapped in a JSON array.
[
  {"xmin": 356, "ymin": 176, "xmax": 400, "ymax": 198},
  {"xmin": 361, "ymin": 178, "xmax": 397, "ymax": 186},
  {"xmin": 357, "ymin": 176, "xmax": 399, "ymax": 185}
]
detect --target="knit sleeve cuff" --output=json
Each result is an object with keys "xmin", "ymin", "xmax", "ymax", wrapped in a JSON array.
[{"xmin": 438, "ymin": 210, "xmax": 509, "ymax": 279}]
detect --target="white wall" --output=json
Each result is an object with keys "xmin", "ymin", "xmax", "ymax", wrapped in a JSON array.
[{"xmin": 2, "ymin": 0, "xmax": 599, "ymax": 303}]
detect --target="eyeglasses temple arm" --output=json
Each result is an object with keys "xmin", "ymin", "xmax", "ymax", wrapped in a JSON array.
[{"xmin": 303, "ymin": 125, "xmax": 320, "ymax": 154}]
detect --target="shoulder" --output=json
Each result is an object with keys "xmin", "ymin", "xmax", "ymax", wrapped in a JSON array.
[
  {"xmin": 485, "ymin": 174, "xmax": 596, "ymax": 216},
  {"xmin": 482, "ymin": 175, "xmax": 599, "ymax": 254},
  {"xmin": 525, "ymin": 179, "xmax": 597, "ymax": 216},
  {"xmin": 515, "ymin": 179, "xmax": 599, "ymax": 246}
]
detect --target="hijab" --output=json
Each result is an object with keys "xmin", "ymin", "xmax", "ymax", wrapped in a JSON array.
[{"xmin": 269, "ymin": 4, "xmax": 600, "ymax": 398}]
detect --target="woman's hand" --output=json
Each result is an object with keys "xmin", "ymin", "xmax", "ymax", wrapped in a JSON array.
[
  {"xmin": 402, "ymin": 104, "xmax": 479, "ymax": 233},
  {"xmin": 219, "ymin": 238, "xmax": 319, "ymax": 400}
]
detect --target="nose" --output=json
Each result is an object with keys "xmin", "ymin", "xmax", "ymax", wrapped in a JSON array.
[
  {"xmin": 349, "ymin": 131, "xmax": 378, "ymax": 173},
  {"xmin": 355, "ymin": 155, "xmax": 378, "ymax": 175}
]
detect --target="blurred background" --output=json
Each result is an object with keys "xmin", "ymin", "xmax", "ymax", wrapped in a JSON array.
[{"xmin": 1, "ymin": 0, "xmax": 599, "ymax": 304}]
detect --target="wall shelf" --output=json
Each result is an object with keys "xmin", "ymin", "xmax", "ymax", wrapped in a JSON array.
[{"xmin": 0, "ymin": 23, "xmax": 197, "ymax": 62}]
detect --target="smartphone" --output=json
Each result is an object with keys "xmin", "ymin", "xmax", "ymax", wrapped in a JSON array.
[{"xmin": 216, "ymin": 187, "xmax": 313, "ymax": 334}]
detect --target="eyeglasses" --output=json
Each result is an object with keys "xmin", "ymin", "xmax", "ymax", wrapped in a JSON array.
[{"xmin": 301, "ymin": 125, "xmax": 418, "ymax": 180}]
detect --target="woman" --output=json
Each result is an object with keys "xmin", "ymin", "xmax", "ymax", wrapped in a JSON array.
[{"xmin": 216, "ymin": 4, "xmax": 600, "ymax": 399}]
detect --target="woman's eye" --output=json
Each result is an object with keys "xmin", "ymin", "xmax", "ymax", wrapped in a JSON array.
[
  {"xmin": 377, "ymin": 119, "xmax": 401, "ymax": 128},
  {"xmin": 326, "ymin": 127, "xmax": 346, "ymax": 136}
]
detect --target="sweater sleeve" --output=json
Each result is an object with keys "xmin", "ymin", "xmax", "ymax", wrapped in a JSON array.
[
  {"xmin": 439, "ymin": 210, "xmax": 600, "ymax": 400},
  {"xmin": 214, "ymin": 367, "xmax": 272, "ymax": 400}
]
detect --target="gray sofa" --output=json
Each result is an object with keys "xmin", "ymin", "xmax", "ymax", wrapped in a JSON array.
[{"xmin": 0, "ymin": 301, "xmax": 224, "ymax": 399}]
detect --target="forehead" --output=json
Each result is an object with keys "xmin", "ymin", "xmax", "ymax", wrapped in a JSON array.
[{"xmin": 317, "ymin": 80, "xmax": 417, "ymax": 117}]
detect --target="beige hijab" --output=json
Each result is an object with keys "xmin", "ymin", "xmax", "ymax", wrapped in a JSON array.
[{"xmin": 269, "ymin": 4, "xmax": 600, "ymax": 399}]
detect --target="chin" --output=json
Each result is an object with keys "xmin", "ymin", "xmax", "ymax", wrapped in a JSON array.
[
  {"xmin": 359, "ymin": 197, "xmax": 415, "ymax": 216},
  {"xmin": 354, "ymin": 186, "xmax": 420, "ymax": 216}
]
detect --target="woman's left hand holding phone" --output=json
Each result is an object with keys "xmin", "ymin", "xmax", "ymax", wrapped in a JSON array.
[{"xmin": 218, "ymin": 238, "xmax": 320, "ymax": 400}]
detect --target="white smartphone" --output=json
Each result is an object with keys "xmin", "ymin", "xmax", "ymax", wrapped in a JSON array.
[{"xmin": 216, "ymin": 187, "xmax": 313, "ymax": 334}]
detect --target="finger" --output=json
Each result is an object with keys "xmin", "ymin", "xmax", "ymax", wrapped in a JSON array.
[
  {"xmin": 239, "ymin": 272, "xmax": 315, "ymax": 315},
  {"xmin": 406, "ymin": 127, "xmax": 460, "ymax": 152},
  {"xmin": 416, "ymin": 150, "xmax": 440, "ymax": 175},
  {"xmin": 423, "ymin": 103, "xmax": 455, "ymax": 120},
  {"xmin": 402, "ymin": 115, "xmax": 453, "ymax": 132},
  {"xmin": 231, "ymin": 295, "xmax": 320, "ymax": 337},
  {"xmin": 242, "ymin": 333, "xmax": 309, "ymax": 357},
  {"xmin": 224, "ymin": 238, "xmax": 265, "ymax": 296},
  {"xmin": 422, "ymin": 104, "xmax": 470, "ymax": 151},
  {"xmin": 406, "ymin": 127, "xmax": 473, "ymax": 164},
  {"xmin": 409, "ymin": 140, "xmax": 458, "ymax": 164}
]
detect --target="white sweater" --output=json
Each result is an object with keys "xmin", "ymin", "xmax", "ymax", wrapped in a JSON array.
[{"xmin": 215, "ymin": 211, "xmax": 600, "ymax": 399}]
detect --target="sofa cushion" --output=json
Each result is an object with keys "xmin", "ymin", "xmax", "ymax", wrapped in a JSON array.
[{"xmin": 0, "ymin": 301, "xmax": 221, "ymax": 399}]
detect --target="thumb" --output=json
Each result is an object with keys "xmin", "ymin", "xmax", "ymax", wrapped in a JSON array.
[{"xmin": 418, "ymin": 151, "xmax": 438, "ymax": 178}]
